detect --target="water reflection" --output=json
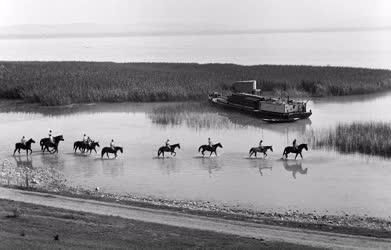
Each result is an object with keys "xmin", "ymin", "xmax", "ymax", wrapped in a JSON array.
[
  {"xmin": 199, "ymin": 157, "xmax": 223, "ymax": 177},
  {"xmin": 156, "ymin": 158, "xmax": 179, "ymax": 175},
  {"xmin": 148, "ymin": 102, "xmax": 311, "ymax": 133},
  {"xmin": 282, "ymin": 160, "xmax": 308, "ymax": 179},
  {"xmin": 247, "ymin": 159, "xmax": 273, "ymax": 176}
]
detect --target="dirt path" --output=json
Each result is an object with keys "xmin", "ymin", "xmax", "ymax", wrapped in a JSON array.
[{"xmin": 0, "ymin": 187, "xmax": 390, "ymax": 249}]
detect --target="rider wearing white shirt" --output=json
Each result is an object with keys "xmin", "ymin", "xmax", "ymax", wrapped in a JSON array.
[{"xmin": 21, "ymin": 136, "xmax": 26, "ymax": 145}]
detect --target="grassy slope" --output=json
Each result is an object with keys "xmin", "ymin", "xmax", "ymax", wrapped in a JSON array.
[
  {"xmin": 0, "ymin": 199, "xmax": 317, "ymax": 249},
  {"xmin": 1, "ymin": 61, "xmax": 391, "ymax": 105}
]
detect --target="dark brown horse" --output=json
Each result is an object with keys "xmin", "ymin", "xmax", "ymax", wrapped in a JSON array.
[
  {"xmin": 282, "ymin": 143, "xmax": 308, "ymax": 159},
  {"xmin": 249, "ymin": 146, "xmax": 273, "ymax": 158},
  {"xmin": 157, "ymin": 143, "xmax": 180, "ymax": 158},
  {"xmin": 13, "ymin": 139, "xmax": 35, "ymax": 155},
  {"xmin": 198, "ymin": 143, "xmax": 223, "ymax": 157},
  {"xmin": 101, "ymin": 146, "xmax": 123, "ymax": 158},
  {"xmin": 41, "ymin": 135, "xmax": 64, "ymax": 154}
]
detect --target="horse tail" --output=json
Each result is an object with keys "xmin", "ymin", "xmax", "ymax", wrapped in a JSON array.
[
  {"xmin": 40, "ymin": 140, "xmax": 44, "ymax": 146},
  {"xmin": 249, "ymin": 148, "xmax": 253, "ymax": 154},
  {"xmin": 198, "ymin": 146, "xmax": 203, "ymax": 152},
  {"xmin": 157, "ymin": 149, "xmax": 161, "ymax": 157}
]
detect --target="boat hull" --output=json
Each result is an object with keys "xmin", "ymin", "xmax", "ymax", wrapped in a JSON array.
[{"xmin": 209, "ymin": 97, "xmax": 312, "ymax": 122}]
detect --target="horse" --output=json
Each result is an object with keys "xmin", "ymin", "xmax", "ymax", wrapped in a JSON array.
[
  {"xmin": 74, "ymin": 141, "xmax": 100, "ymax": 154},
  {"xmin": 101, "ymin": 146, "xmax": 123, "ymax": 158},
  {"xmin": 157, "ymin": 143, "xmax": 180, "ymax": 158},
  {"xmin": 282, "ymin": 143, "xmax": 308, "ymax": 159},
  {"xmin": 249, "ymin": 145, "xmax": 273, "ymax": 158},
  {"xmin": 40, "ymin": 135, "xmax": 64, "ymax": 154},
  {"xmin": 198, "ymin": 143, "xmax": 223, "ymax": 157},
  {"xmin": 73, "ymin": 140, "xmax": 85, "ymax": 153},
  {"xmin": 13, "ymin": 139, "xmax": 35, "ymax": 155},
  {"xmin": 85, "ymin": 141, "xmax": 100, "ymax": 154}
]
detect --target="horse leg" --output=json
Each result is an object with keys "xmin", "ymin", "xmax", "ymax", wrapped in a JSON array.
[
  {"xmin": 115, "ymin": 153, "xmax": 118, "ymax": 158},
  {"xmin": 300, "ymin": 152, "xmax": 303, "ymax": 159},
  {"xmin": 173, "ymin": 151, "xmax": 176, "ymax": 157},
  {"xmin": 13, "ymin": 148, "xmax": 17, "ymax": 155},
  {"xmin": 209, "ymin": 151, "xmax": 212, "ymax": 157},
  {"xmin": 295, "ymin": 153, "xmax": 298, "ymax": 159},
  {"xmin": 29, "ymin": 148, "xmax": 33, "ymax": 155},
  {"xmin": 106, "ymin": 152, "xmax": 109, "ymax": 158}
]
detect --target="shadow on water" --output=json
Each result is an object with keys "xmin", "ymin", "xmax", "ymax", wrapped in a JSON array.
[{"xmin": 281, "ymin": 160, "xmax": 308, "ymax": 179}]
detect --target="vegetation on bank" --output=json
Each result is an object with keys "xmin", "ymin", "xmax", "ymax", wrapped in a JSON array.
[
  {"xmin": 1, "ymin": 62, "xmax": 391, "ymax": 105},
  {"xmin": 307, "ymin": 122, "xmax": 391, "ymax": 158}
]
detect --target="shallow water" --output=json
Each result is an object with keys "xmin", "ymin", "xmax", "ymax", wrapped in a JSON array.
[{"xmin": 1, "ymin": 93, "xmax": 391, "ymax": 218}]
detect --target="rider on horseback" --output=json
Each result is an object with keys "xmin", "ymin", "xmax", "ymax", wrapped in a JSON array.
[
  {"xmin": 110, "ymin": 139, "xmax": 115, "ymax": 150},
  {"xmin": 21, "ymin": 136, "xmax": 26, "ymax": 146},
  {"xmin": 49, "ymin": 130, "xmax": 54, "ymax": 144},
  {"xmin": 87, "ymin": 136, "xmax": 92, "ymax": 146},
  {"xmin": 293, "ymin": 139, "xmax": 297, "ymax": 151},
  {"xmin": 208, "ymin": 138, "xmax": 213, "ymax": 147},
  {"xmin": 165, "ymin": 139, "xmax": 171, "ymax": 150},
  {"xmin": 258, "ymin": 140, "xmax": 263, "ymax": 150},
  {"xmin": 83, "ymin": 134, "xmax": 87, "ymax": 144}
]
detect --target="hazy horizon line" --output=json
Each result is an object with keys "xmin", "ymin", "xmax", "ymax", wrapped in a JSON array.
[{"xmin": 1, "ymin": 25, "xmax": 390, "ymax": 39}]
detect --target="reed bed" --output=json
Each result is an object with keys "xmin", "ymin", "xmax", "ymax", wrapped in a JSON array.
[
  {"xmin": 307, "ymin": 122, "xmax": 391, "ymax": 157},
  {"xmin": 1, "ymin": 62, "xmax": 391, "ymax": 105}
]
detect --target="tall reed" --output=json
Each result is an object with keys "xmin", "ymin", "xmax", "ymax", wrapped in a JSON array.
[
  {"xmin": 1, "ymin": 62, "xmax": 391, "ymax": 105},
  {"xmin": 308, "ymin": 122, "xmax": 391, "ymax": 157}
]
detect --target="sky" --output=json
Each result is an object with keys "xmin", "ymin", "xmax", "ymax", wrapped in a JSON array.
[{"xmin": 0, "ymin": 0, "xmax": 390, "ymax": 32}]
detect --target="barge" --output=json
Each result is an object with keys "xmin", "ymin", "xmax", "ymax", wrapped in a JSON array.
[{"xmin": 209, "ymin": 80, "xmax": 312, "ymax": 123}]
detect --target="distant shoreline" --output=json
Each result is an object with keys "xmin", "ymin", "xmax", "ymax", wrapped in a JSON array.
[
  {"xmin": 1, "ymin": 61, "xmax": 391, "ymax": 106},
  {"xmin": 1, "ymin": 26, "xmax": 390, "ymax": 40}
]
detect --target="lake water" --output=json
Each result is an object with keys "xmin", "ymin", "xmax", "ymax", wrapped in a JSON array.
[
  {"xmin": 1, "ymin": 93, "xmax": 391, "ymax": 218},
  {"xmin": 1, "ymin": 30, "xmax": 391, "ymax": 69}
]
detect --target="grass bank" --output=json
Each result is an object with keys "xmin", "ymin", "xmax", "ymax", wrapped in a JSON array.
[
  {"xmin": 307, "ymin": 122, "xmax": 391, "ymax": 158},
  {"xmin": 1, "ymin": 62, "xmax": 391, "ymax": 105},
  {"xmin": 2, "ymin": 199, "xmax": 314, "ymax": 249}
]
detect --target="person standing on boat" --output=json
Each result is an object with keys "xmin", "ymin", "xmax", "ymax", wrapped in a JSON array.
[
  {"xmin": 165, "ymin": 139, "xmax": 171, "ymax": 150},
  {"xmin": 293, "ymin": 139, "xmax": 297, "ymax": 151}
]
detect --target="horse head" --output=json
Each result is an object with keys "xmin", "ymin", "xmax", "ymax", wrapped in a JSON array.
[
  {"xmin": 55, "ymin": 135, "xmax": 64, "ymax": 142},
  {"xmin": 300, "ymin": 143, "xmax": 308, "ymax": 151},
  {"xmin": 176, "ymin": 143, "xmax": 181, "ymax": 149},
  {"xmin": 117, "ymin": 147, "xmax": 123, "ymax": 153},
  {"xmin": 28, "ymin": 138, "xmax": 35, "ymax": 144},
  {"xmin": 268, "ymin": 146, "xmax": 273, "ymax": 152},
  {"xmin": 95, "ymin": 142, "xmax": 100, "ymax": 147},
  {"xmin": 215, "ymin": 143, "xmax": 223, "ymax": 148}
]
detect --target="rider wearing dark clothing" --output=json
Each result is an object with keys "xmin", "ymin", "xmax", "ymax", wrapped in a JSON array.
[{"xmin": 293, "ymin": 139, "xmax": 297, "ymax": 150}]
